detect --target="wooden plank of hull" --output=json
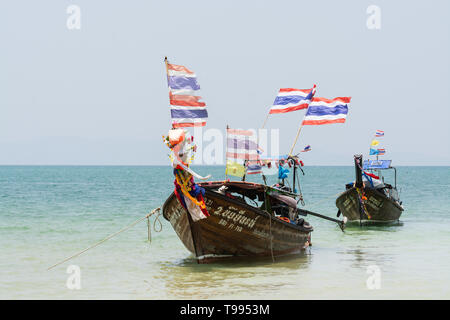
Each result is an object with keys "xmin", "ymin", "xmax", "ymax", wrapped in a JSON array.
[
  {"xmin": 336, "ymin": 187, "xmax": 403, "ymax": 223},
  {"xmin": 163, "ymin": 189, "xmax": 312, "ymax": 263}
]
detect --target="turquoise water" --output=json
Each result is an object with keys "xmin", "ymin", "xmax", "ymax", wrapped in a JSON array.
[{"xmin": 1, "ymin": 166, "xmax": 449, "ymax": 299}]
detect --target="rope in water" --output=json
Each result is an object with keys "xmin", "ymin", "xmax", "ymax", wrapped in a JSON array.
[
  {"xmin": 47, "ymin": 207, "xmax": 161, "ymax": 271},
  {"xmin": 147, "ymin": 209, "xmax": 163, "ymax": 243}
]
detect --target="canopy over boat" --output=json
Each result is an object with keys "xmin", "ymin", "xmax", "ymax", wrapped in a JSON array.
[
  {"xmin": 199, "ymin": 180, "xmax": 299, "ymax": 199},
  {"xmin": 363, "ymin": 159, "xmax": 392, "ymax": 170}
]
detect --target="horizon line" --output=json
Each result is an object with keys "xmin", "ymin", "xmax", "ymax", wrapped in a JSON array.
[{"xmin": 0, "ymin": 164, "xmax": 448, "ymax": 167}]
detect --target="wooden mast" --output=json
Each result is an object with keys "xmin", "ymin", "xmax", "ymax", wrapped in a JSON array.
[
  {"xmin": 225, "ymin": 125, "xmax": 229, "ymax": 181},
  {"xmin": 261, "ymin": 113, "xmax": 270, "ymax": 129},
  {"xmin": 288, "ymin": 123, "xmax": 305, "ymax": 156},
  {"xmin": 288, "ymin": 85, "xmax": 315, "ymax": 156},
  {"xmin": 164, "ymin": 57, "xmax": 175, "ymax": 129},
  {"xmin": 164, "ymin": 56, "xmax": 169, "ymax": 75},
  {"xmin": 259, "ymin": 113, "xmax": 269, "ymax": 185}
]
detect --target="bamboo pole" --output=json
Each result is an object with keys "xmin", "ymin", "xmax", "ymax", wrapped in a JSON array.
[
  {"xmin": 164, "ymin": 56, "xmax": 170, "ymax": 78},
  {"xmin": 261, "ymin": 113, "xmax": 270, "ymax": 129},
  {"xmin": 164, "ymin": 57, "xmax": 175, "ymax": 129},
  {"xmin": 297, "ymin": 208, "xmax": 346, "ymax": 232},
  {"xmin": 288, "ymin": 122, "xmax": 304, "ymax": 156},
  {"xmin": 259, "ymin": 105, "xmax": 272, "ymax": 185},
  {"xmin": 225, "ymin": 125, "xmax": 229, "ymax": 180},
  {"xmin": 288, "ymin": 85, "xmax": 316, "ymax": 156}
]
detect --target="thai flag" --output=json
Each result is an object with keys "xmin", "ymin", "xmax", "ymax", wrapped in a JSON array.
[
  {"xmin": 375, "ymin": 130, "xmax": 384, "ymax": 137},
  {"xmin": 226, "ymin": 128, "xmax": 260, "ymax": 161},
  {"xmin": 167, "ymin": 63, "xmax": 208, "ymax": 128},
  {"xmin": 302, "ymin": 96, "xmax": 351, "ymax": 126},
  {"xmin": 377, "ymin": 148, "xmax": 386, "ymax": 155},
  {"xmin": 269, "ymin": 85, "xmax": 316, "ymax": 114},
  {"xmin": 246, "ymin": 161, "xmax": 263, "ymax": 175},
  {"xmin": 301, "ymin": 145, "xmax": 311, "ymax": 152}
]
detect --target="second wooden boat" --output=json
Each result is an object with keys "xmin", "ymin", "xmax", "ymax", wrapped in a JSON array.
[{"xmin": 336, "ymin": 154, "xmax": 404, "ymax": 225}]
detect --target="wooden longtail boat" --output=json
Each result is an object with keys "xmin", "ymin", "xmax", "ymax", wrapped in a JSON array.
[
  {"xmin": 162, "ymin": 180, "xmax": 313, "ymax": 263},
  {"xmin": 160, "ymin": 58, "xmax": 348, "ymax": 263},
  {"xmin": 335, "ymin": 155, "xmax": 404, "ymax": 225}
]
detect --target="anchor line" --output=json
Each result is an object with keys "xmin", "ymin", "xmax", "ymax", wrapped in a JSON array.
[{"xmin": 47, "ymin": 207, "xmax": 162, "ymax": 271}]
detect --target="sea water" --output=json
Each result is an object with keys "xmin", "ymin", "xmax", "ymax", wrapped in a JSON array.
[{"xmin": 0, "ymin": 166, "xmax": 449, "ymax": 299}]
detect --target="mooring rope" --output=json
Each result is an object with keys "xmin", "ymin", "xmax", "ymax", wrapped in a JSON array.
[
  {"xmin": 148, "ymin": 210, "xmax": 163, "ymax": 243},
  {"xmin": 47, "ymin": 207, "xmax": 161, "ymax": 271}
]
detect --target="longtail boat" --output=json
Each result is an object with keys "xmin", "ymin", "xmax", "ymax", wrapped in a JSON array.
[
  {"xmin": 163, "ymin": 179, "xmax": 313, "ymax": 263},
  {"xmin": 336, "ymin": 154, "xmax": 404, "ymax": 225},
  {"xmin": 160, "ymin": 57, "xmax": 346, "ymax": 263}
]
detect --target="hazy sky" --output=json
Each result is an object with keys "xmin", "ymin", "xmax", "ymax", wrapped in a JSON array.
[{"xmin": 1, "ymin": 0, "xmax": 449, "ymax": 165}]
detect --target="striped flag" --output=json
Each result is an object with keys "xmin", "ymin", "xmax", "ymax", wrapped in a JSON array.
[
  {"xmin": 226, "ymin": 128, "xmax": 260, "ymax": 161},
  {"xmin": 269, "ymin": 85, "xmax": 316, "ymax": 114},
  {"xmin": 301, "ymin": 145, "xmax": 311, "ymax": 152},
  {"xmin": 375, "ymin": 130, "xmax": 384, "ymax": 137},
  {"xmin": 246, "ymin": 161, "xmax": 263, "ymax": 175},
  {"xmin": 167, "ymin": 63, "xmax": 208, "ymax": 128},
  {"xmin": 377, "ymin": 148, "xmax": 386, "ymax": 155},
  {"xmin": 302, "ymin": 97, "xmax": 351, "ymax": 126},
  {"xmin": 227, "ymin": 128, "xmax": 264, "ymax": 175}
]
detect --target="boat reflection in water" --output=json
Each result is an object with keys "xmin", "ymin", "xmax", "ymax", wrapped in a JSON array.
[{"xmin": 158, "ymin": 249, "xmax": 312, "ymax": 299}]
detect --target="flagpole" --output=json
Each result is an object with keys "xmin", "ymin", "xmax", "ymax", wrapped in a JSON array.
[
  {"xmin": 164, "ymin": 56, "xmax": 170, "ymax": 87},
  {"xmin": 369, "ymin": 133, "xmax": 380, "ymax": 162},
  {"xmin": 261, "ymin": 89, "xmax": 278, "ymax": 129},
  {"xmin": 261, "ymin": 113, "xmax": 270, "ymax": 129},
  {"xmin": 164, "ymin": 57, "xmax": 175, "ymax": 129},
  {"xmin": 225, "ymin": 125, "xmax": 229, "ymax": 181},
  {"xmin": 288, "ymin": 119, "xmax": 305, "ymax": 156},
  {"xmin": 288, "ymin": 85, "xmax": 315, "ymax": 156},
  {"xmin": 164, "ymin": 55, "xmax": 169, "ymax": 70}
]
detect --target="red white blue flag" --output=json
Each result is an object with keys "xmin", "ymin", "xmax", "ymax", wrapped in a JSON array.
[
  {"xmin": 246, "ymin": 161, "xmax": 263, "ymax": 175},
  {"xmin": 269, "ymin": 85, "xmax": 316, "ymax": 114},
  {"xmin": 226, "ymin": 129, "xmax": 260, "ymax": 161},
  {"xmin": 375, "ymin": 130, "xmax": 384, "ymax": 137},
  {"xmin": 302, "ymin": 96, "xmax": 351, "ymax": 125},
  {"xmin": 167, "ymin": 63, "xmax": 208, "ymax": 128},
  {"xmin": 301, "ymin": 145, "xmax": 311, "ymax": 152}
]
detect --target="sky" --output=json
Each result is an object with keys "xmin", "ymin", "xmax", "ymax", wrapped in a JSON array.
[{"xmin": 0, "ymin": 0, "xmax": 449, "ymax": 165}]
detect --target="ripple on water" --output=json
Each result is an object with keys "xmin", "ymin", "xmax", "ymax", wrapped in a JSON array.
[{"xmin": 1, "ymin": 166, "xmax": 449, "ymax": 299}]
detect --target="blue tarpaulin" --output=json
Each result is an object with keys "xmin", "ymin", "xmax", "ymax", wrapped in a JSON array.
[
  {"xmin": 278, "ymin": 165, "xmax": 290, "ymax": 179},
  {"xmin": 363, "ymin": 159, "xmax": 392, "ymax": 170}
]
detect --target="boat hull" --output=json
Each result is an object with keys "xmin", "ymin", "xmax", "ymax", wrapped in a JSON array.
[
  {"xmin": 163, "ymin": 187, "xmax": 312, "ymax": 263},
  {"xmin": 336, "ymin": 187, "xmax": 403, "ymax": 224}
]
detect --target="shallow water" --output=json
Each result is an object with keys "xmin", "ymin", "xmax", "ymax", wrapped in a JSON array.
[{"xmin": 0, "ymin": 166, "xmax": 449, "ymax": 299}]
